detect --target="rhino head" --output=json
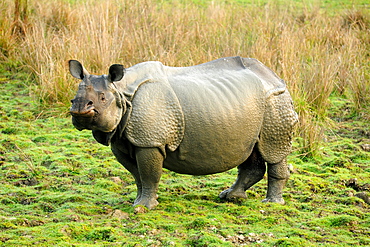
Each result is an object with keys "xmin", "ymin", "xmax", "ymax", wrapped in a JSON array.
[{"xmin": 69, "ymin": 60, "xmax": 125, "ymax": 133}]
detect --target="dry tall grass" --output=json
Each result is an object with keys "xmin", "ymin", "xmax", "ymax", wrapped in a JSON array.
[{"xmin": 1, "ymin": 0, "xmax": 369, "ymax": 156}]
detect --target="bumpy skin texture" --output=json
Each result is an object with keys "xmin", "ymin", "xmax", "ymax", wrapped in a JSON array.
[
  {"xmin": 258, "ymin": 90, "xmax": 297, "ymax": 164},
  {"xmin": 69, "ymin": 56, "xmax": 298, "ymax": 209},
  {"xmin": 125, "ymin": 79, "xmax": 184, "ymax": 154}
]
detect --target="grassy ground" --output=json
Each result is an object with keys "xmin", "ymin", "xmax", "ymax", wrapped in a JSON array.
[{"xmin": 0, "ymin": 66, "xmax": 369, "ymax": 246}]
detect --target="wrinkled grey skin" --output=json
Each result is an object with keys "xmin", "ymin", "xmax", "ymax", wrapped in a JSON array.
[{"xmin": 69, "ymin": 56, "xmax": 298, "ymax": 209}]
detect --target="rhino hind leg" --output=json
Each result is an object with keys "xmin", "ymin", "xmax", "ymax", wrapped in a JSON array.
[
  {"xmin": 262, "ymin": 158, "xmax": 290, "ymax": 204},
  {"xmin": 219, "ymin": 147, "xmax": 266, "ymax": 200},
  {"xmin": 257, "ymin": 90, "xmax": 296, "ymax": 204}
]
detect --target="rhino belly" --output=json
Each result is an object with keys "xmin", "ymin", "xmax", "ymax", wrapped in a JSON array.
[
  {"xmin": 162, "ymin": 98, "xmax": 263, "ymax": 175},
  {"xmin": 163, "ymin": 70, "xmax": 265, "ymax": 175},
  {"xmin": 163, "ymin": 135, "xmax": 257, "ymax": 175}
]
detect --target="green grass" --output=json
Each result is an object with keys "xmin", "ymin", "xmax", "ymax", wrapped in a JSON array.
[
  {"xmin": 0, "ymin": 66, "xmax": 369, "ymax": 246},
  {"xmin": 178, "ymin": 0, "xmax": 369, "ymax": 11}
]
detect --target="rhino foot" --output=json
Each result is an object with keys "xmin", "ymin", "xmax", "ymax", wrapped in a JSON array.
[
  {"xmin": 262, "ymin": 197, "xmax": 285, "ymax": 205},
  {"xmin": 134, "ymin": 193, "xmax": 158, "ymax": 205},
  {"xmin": 219, "ymin": 188, "xmax": 247, "ymax": 200},
  {"xmin": 133, "ymin": 197, "xmax": 159, "ymax": 210}
]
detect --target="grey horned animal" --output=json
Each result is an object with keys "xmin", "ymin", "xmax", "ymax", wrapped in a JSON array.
[{"xmin": 69, "ymin": 56, "xmax": 298, "ymax": 209}]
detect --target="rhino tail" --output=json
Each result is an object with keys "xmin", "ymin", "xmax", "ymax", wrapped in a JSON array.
[{"xmin": 265, "ymin": 84, "xmax": 286, "ymax": 99}]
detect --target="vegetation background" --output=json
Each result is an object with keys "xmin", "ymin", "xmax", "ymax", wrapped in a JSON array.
[{"xmin": 0, "ymin": 0, "xmax": 369, "ymax": 246}]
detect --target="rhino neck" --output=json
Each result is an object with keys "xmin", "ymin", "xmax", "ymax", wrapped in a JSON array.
[
  {"xmin": 116, "ymin": 99, "xmax": 132, "ymax": 140},
  {"xmin": 111, "ymin": 81, "xmax": 133, "ymax": 137}
]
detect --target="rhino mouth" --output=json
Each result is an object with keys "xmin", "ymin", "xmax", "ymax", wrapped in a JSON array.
[
  {"xmin": 70, "ymin": 109, "xmax": 98, "ymax": 130},
  {"xmin": 70, "ymin": 109, "xmax": 97, "ymax": 118}
]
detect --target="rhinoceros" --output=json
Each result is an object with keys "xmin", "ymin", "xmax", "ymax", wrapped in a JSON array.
[{"xmin": 69, "ymin": 56, "xmax": 298, "ymax": 209}]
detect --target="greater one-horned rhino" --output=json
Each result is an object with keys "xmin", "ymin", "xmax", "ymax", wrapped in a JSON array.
[{"xmin": 69, "ymin": 56, "xmax": 298, "ymax": 209}]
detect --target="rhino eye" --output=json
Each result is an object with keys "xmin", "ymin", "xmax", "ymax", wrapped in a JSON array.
[{"xmin": 99, "ymin": 93, "xmax": 106, "ymax": 103}]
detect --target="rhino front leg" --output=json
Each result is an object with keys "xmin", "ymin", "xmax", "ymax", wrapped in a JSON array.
[
  {"xmin": 262, "ymin": 158, "xmax": 290, "ymax": 204},
  {"xmin": 111, "ymin": 146, "xmax": 143, "ymax": 204},
  {"xmin": 134, "ymin": 147, "xmax": 164, "ymax": 209},
  {"xmin": 219, "ymin": 147, "xmax": 266, "ymax": 200}
]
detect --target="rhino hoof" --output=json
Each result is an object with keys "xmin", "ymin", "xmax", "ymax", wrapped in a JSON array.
[
  {"xmin": 133, "ymin": 198, "xmax": 159, "ymax": 210},
  {"xmin": 262, "ymin": 197, "xmax": 285, "ymax": 205},
  {"xmin": 219, "ymin": 189, "xmax": 247, "ymax": 200}
]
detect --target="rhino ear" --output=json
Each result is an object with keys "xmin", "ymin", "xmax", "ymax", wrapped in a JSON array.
[
  {"xmin": 108, "ymin": 64, "xmax": 125, "ymax": 82},
  {"xmin": 69, "ymin": 60, "xmax": 89, "ymax": 79}
]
